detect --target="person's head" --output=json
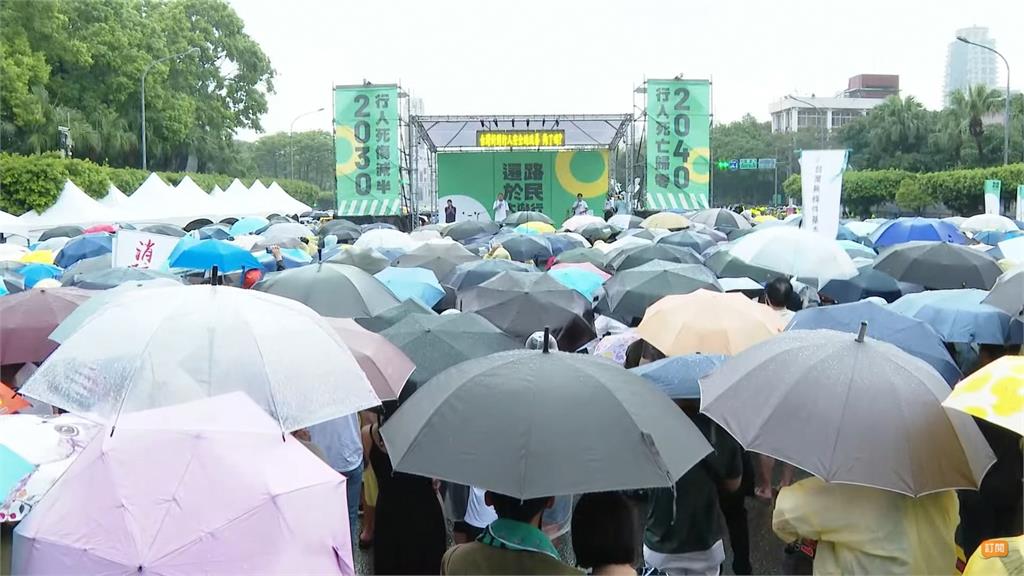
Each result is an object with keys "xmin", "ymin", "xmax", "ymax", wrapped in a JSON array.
[
  {"xmin": 571, "ymin": 492, "xmax": 640, "ymax": 571},
  {"xmin": 977, "ymin": 344, "xmax": 1008, "ymax": 369},
  {"xmin": 577, "ymin": 193, "xmax": 583, "ymax": 200},
  {"xmin": 497, "ymin": 193, "xmax": 504, "ymax": 201},
  {"xmin": 765, "ymin": 276, "xmax": 793, "ymax": 309},
  {"xmin": 485, "ymin": 492, "xmax": 554, "ymax": 527},
  {"xmin": 447, "ymin": 199, "xmax": 454, "ymax": 207},
  {"xmin": 242, "ymin": 268, "xmax": 263, "ymax": 289}
]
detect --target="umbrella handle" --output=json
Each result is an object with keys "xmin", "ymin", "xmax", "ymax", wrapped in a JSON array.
[
  {"xmin": 211, "ymin": 265, "xmax": 220, "ymax": 286},
  {"xmin": 543, "ymin": 326, "xmax": 551, "ymax": 353}
]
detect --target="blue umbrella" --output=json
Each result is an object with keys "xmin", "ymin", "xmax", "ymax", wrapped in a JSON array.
[
  {"xmin": 166, "ymin": 235, "xmax": 200, "ymax": 270},
  {"xmin": 788, "ymin": 300, "xmax": 962, "ymax": 385},
  {"xmin": 256, "ymin": 247, "xmax": 312, "ymax": 272},
  {"xmin": 890, "ymin": 289, "xmax": 1023, "ymax": 346},
  {"xmin": 168, "ymin": 239, "xmax": 260, "ymax": 272},
  {"xmin": 870, "ymin": 217, "xmax": 966, "ymax": 248},
  {"xmin": 374, "ymin": 266, "xmax": 445, "ymax": 308},
  {"xmin": 547, "ymin": 267, "xmax": 605, "ymax": 300},
  {"xmin": 835, "ymin": 224, "xmax": 871, "ymax": 245},
  {"xmin": 53, "ymin": 233, "xmax": 113, "ymax": 269},
  {"xmin": 631, "ymin": 354, "xmax": 726, "ymax": 399},
  {"xmin": 540, "ymin": 234, "xmax": 576, "ymax": 257},
  {"xmin": 229, "ymin": 216, "xmax": 270, "ymax": 237},
  {"xmin": 20, "ymin": 263, "xmax": 63, "ymax": 288},
  {"xmin": 500, "ymin": 234, "xmax": 554, "ymax": 265},
  {"xmin": 973, "ymin": 230, "xmax": 1023, "ymax": 246}
]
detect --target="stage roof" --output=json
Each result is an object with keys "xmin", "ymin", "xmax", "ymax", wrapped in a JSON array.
[{"xmin": 411, "ymin": 114, "xmax": 632, "ymax": 152}]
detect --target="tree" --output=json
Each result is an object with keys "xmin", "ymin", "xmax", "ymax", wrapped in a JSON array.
[
  {"xmin": 950, "ymin": 85, "xmax": 1004, "ymax": 164},
  {"xmin": 894, "ymin": 177, "xmax": 933, "ymax": 215},
  {"xmin": 0, "ymin": 0, "xmax": 274, "ymax": 171}
]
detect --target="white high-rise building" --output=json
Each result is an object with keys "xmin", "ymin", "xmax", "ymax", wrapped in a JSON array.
[{"xmin": 944, "ymin": 26, "xmax": 999, "ymax": 105}]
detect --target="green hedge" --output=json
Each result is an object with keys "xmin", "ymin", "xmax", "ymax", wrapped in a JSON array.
[
  {"xmin": 0, "ymin": 153, "xmax": 326, "ymax": 215},
  {"xmin": 782, "ymin": 163, "xmax": 1024, "ymax": 218}
]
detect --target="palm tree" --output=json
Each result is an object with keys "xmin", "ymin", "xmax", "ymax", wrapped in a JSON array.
[
  {"xmin": 950, "ymin": 85, "xmax": 1004, "ymax": 162},
  {"xmin": 869, "ymin": 95, "xmax": 928, "ymax": 153}
]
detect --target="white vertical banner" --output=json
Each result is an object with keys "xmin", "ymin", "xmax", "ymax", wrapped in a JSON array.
[
  {"xmin": 799, "ymin": 150, "xmax": 848, "ymax": 239},
  {"xmin": 1016, "ymin": 184, "xmax": 1024, "ymax": 222},
  {"xmin": 112, "ymin": 230, "xmax": 179, "ymax": 269},
  {"xmin": 983, "ymin": 180, "xmax": 1001, "ymax": 215}
]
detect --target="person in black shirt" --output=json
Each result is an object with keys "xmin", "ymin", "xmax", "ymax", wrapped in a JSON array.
[{"xmin": 444, "ymin": 199, "xmax": 457, "ymax": 223}]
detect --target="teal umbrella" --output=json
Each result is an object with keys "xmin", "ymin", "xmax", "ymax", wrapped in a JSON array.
[
  {"xmin": 374, "ymin": 266, "xmax": 445, "ymax": 308},
  {"xmin": 547, "ymin": 267, "xmax": 605, "ymax": 300}
]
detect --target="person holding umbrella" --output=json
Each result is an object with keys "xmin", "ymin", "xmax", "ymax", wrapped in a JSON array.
[
  {"xmin": 442, "ymin": 493, "xmax": 580, "ymax": 575},
  {"xmin": 641, "ymin": 397, "xmax": 743, "ymax": 575}
]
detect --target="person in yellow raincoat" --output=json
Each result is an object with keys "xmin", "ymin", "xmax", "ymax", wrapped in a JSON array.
[
  {"xmin": 773, "ymin": 477, "xmax": 959, "ymax": 575},
  {"xmin": 483, "ymin": 243, "xmax": 510, "ymax": 260},
  {"xmin": 963, "ymin": 535, "xmax": 1024, "ymax": 576}
]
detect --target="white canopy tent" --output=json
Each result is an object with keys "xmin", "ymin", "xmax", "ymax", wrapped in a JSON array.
[
  {"xmin": 18, "ymin": 180, "xmax": 115, "ymax": 230},
  {"xmin": 99, "ymin": 183, "xmax": 128, "ymax": 208},
  {"xmin": 174, "ymin": 175, "xmax": 218, "ymax": 219},
  {"xmin": 267, "ymin": 181, "xmax": 312, "ymax": 215}
]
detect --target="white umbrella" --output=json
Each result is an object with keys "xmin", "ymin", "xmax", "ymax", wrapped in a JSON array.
[
  {"xmin": 843, "ymin": 220, "xmax": 881, "ymax": 237},
  {"xmin": 728, "ymin": 226, "xmax": 858, "ymax": 285},
  {"xmin": 998, "ymin": 236, "xmax": 1024, "ymax": 262},
  {"xmin": 960, "ymin": 214, "xmax": 1019, "ymax": 233},
  {"xmin": 261, "ymin": 222, "xmax": 315, "ymax": 242},
  {"xmin": 354, "ymin": 228, "xmax": 415, "ymax": 251},
  {"xmin": 561, "ymin": 214, "xmax": 605, "ymax": 232},
  {"xmin": 20, "ymin": 285, "xmax": 380, "ymax": 432}
]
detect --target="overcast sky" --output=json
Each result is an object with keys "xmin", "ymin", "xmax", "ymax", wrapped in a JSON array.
[{"xmin": 229, "ymin": 0, "xmax": 1022, "ymax": 140}]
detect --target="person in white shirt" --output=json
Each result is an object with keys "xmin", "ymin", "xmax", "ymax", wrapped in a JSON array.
[
  {"xmin": 492, "ymin": 193, "xmax": 509, "ymax": 224},
  {"xmin": 309, "ymin": 414, "xmax": 364, "ymax": 547},
  {"xmin": 572, "ymin": 193, "xmax": 590, "ymax": 216}
]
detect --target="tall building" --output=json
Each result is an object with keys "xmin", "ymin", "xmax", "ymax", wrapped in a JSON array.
[
  {"xmin": 408, "ymin": 97, "xmax": 435, "ymax": 212},
  {"xmin": 769, "ymin": 75, "xmax": 896, "ymax": 134},
  {"xmin": 944, "ymin": 26, "xmax": 999, "ymax": 105}
]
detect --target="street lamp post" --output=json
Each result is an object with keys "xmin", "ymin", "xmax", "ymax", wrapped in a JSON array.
[
  {"xmin": 957, "ymin": 35, "xmax": 1011, "ymax": 165},
  {"xmin": 787, "ymin": 94, "xmax": 826, "ymax": 148},
  {"xmin": 140, "ymin": 47, "xmax": 198, "ymax": 171},
  {"xmin": 289, "ymin": 107, "xmax": 325, "ymax": 179}
]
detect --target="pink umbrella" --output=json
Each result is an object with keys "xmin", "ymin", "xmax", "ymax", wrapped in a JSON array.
[
  {"xmin": 549, "ymin": 261, "xmax": 612, "ymax": 281},
  {"xmin": 13, "ymin": 393, "xmax": 354, "ymax": 575},
  {"xmin": 0, "ymin": 287, "xmax": 91, "ymax": 365},
  {"xmin": 325, "ymin": 318, "xmax": 414, "ymax": 400},
  {"xmin": 83, "ymin": 224, "xmax": 117, "ymax": 234},
  {"xmin": 593, "ymin": 330, "xmax": 640, "ymax": 366}
]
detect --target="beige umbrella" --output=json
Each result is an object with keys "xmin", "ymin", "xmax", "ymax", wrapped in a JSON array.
[
  {"xmin": 325, "ymin": 318, "xmax": 414, "ymax": 401},
  {"xmin": 637, "ymin": 289, "xmax": 785, "ymax": 355}
]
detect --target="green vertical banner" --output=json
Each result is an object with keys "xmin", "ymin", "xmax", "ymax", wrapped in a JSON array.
[
  {"xmin": 645, "ymin": 79, "xmax": 711, "ymax": 211},
  {"xmin": 335, "ymin": 85, "xmax": 401, "ymax": 216},
  {"xmin": 1017, "ymin": 184, "xmax": 1024, "ymax": 221},
  {"xmin": 983, "ymin": 179, "xmax": 1001, "ymax": 215}
]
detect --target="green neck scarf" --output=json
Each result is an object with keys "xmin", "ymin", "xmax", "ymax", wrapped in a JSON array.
[{"xmin": 478, "ymin": 518, "xmax": 560, "ymax": 560}]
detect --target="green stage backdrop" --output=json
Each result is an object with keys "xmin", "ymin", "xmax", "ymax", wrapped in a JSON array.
[
  {"xmin": 335, "ymin": 85, "xmax": 402, "ymax": 216},
  {"xmin": 436, "ymin": 149, "xmax": 609, "ymax": 222},
  {"xmin": 645, "ymin": 79, "xmax": 711, "ymax": 210}
]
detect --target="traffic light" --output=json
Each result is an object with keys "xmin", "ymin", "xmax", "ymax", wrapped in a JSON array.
[{"xmin": 716, "ymin": 160, "xmax": 730, "ymax": 171}]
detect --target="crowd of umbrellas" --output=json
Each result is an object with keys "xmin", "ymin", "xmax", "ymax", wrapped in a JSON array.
[{"xmin": 0, "ymin": 204, "xmax": 1022, "ymax": 574}]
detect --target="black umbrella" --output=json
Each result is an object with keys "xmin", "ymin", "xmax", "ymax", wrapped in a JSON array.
[
  {"xmin": 64, "ymin": 267, "xmax": 183, "ymax": 290},
  {"xmin": 325, "ymin": 246, "xmax": 391, "ymax": 274},
  {"xmin": 874, "ymin": 241, "xmax": 1002, "ymax": 290},
  {"xmin": 460, "ymin": 271, "xmax": 597, "ymax": 351},
  {"xmin": 503, "ymin": 211, "xmax": 554, "ymax": 226},
  {"xmin": 198, "ymin": 224, "xmax": 233, "ymax": 240},
  {"xmin": 142, "ymin": 224, "xmax": 186, "ymax": 237},
  {"xmin": 819, "ymin": 266, "xmax": 904, "ymax": 304},
  {"xmin": 726, "ymin": 228, "xmax": 757, "ymax": 241},
  {"xmin": 183, "ymin": 218, "xmax": 213, "ymax": 232},
  {"xmin": 703, "ymin": 245, "xmax": 777, "ymax": 281},
  {"xmin": 656, "ymin": 230, "xmax": 715, "ymax": 253},
  {"xmin": 539, "ymin": 234, "xmax": 577, "ymax": 257},
  {"xmin": 325, "ymin": 228, "xmax": 361, "ymax": 244},
  {"xmin": 319, "ymin": 219, "xmax": 361, "ymax": 238},
  {"xmin": 268, "ymin": 215, "xmax": 295, "ymax": 224},
  {"xmin": 447, "ymin": 259, "xmax": 536, "ymax": 291},
  {"xmin": 598, "ymin": 261, "xmax": 722, "ymax": 325},
  {"xmin": 59, "ymin": 253, "xmax": 112, "ymax": 284},
  {"xmin": 433, "ymin": 284, "xmax": 458, "ymax": 312},
  {"xmin": 254, "ymin": 262, "xmax": 400, "ymax": 318},
  {"xmin": 618, "ymin": 228, "xmax": 661, "ymax": 241},
  {"xmin": 498, "ymin": 235, "xmax": 553, "ymax": 265},
  {"xmin": 445, "ymin": 220, "xmax": 500, "ymax": 242},
  {"xmin": 606, "ymin": 244, "xmax": 703, "ymax": 272},
  {"xmin": 395, "ymin": 241, "xmax": 479, "ymax": 282},
  {"xmin": 380, "ymin": 312, "xmax": 520, "ymax": 386},
  {"xmin": 689, "ymin": 208, "xmax": 750, "ymax": 230},
  {"xmin": 38, "ymin": 226, "xmax": 84, "ymax": 242},
  {"xmin": 576, "ymin": 222, "xmax": 615, "ymax": 243},
  {"xmin": 219, "ymin": 217, "xmax": 239, "ymax": 225},
  {"xmin": 553, "ymin": 248, "xmax": 608, "ymax": 270},
  {"xmin": 355, "ymin": 299, "xmax": 437, "ymax": 333}
]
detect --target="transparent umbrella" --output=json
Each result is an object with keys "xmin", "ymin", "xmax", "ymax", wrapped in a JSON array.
[{"xmin": 20, "ymin": 285, "xmax": 380, "ymax": 432}]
